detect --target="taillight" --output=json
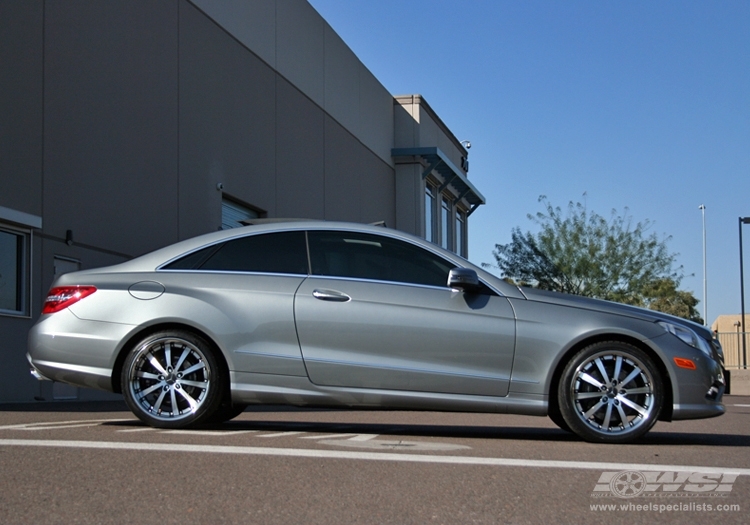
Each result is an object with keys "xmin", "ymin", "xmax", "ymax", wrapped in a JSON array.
[{"xmin": 42, "ymin": 286, "xmax": 97, "ymax": 314}]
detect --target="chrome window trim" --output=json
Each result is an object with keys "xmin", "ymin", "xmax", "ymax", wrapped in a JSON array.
[{"xmin": 157, "ymin": 269, "xmax": 309, "ymax": 279}]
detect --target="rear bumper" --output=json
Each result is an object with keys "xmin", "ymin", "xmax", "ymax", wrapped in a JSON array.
[{"xmin": 27, "ymin": 309, "xmax": 135, "ymax": 392}]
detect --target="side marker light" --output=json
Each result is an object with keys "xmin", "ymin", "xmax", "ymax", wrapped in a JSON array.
[{"xmin": 673, "ymin": 357, "xmax": 696, "ymax": 370}]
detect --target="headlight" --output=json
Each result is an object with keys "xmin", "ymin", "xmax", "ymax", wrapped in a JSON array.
[{"xmin": 657, "ymin": 321, "xmax": 713, "ymax": 357}]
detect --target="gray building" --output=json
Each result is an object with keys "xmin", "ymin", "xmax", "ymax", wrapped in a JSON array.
[{"xmin": 0, "ymin": 0, "xmax": 484, "ymax": 403}]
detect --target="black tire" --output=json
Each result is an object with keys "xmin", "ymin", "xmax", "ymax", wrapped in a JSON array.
[
  {"xmin": 548, "ymin": 402, "xmax": 572, "ymax": 433},
  {"xmin": 558, "ymin": 341, "xmax": 663, "ymax": 444},
  {"xmin": 121, "ymin": 330, "xmax": 224, "ymax": 429},
  {"xmin": 206, "ymin": 401, "xmax": 248, "ymax": 424}
]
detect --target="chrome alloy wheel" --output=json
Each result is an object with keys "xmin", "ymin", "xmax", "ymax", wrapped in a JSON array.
[
  {"xmin": 572, "ymin": 351, "xmax": 655, "ymax": 433},
  {"xmin": 559, "ymin": 342, "xmax": 663, "ymax": 443},
  {"xmin": 125, "ymin": 334, "xmax": 214, "ymax": 424}
]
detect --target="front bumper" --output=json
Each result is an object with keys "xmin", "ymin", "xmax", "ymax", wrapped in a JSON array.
[{"xmin": 655, "ymin": 333, "xmax": 726, "ymax": 420}]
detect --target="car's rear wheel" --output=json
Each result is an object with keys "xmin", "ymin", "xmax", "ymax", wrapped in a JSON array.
[
  {"xmin": 559, "ymin": 341, "xmax": 663, "ymax": 443},
  {"xmin": 122, "ymin": 330, "xmax": 223, "ymax": 428}
]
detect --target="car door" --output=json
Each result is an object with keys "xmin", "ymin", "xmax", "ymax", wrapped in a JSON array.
[{"xmin": 294, "ymin": 230, "xmax": 516, "ymax": 397}]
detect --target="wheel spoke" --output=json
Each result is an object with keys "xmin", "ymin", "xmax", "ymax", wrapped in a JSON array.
[
  {"xmin": 135, "ymin": 371, "xmax": 160, "ymax": 380},
  {"xmin": 179, "ymin": 379, "xmax": 208, "ymax": 389},
  {"xmin": 583, "ymin": 399, "xmax": 607, "ymax": 419},
  {"xmin": 180, "ymin": 361, "xmax": 206, "ymax": 376},
  {"xmin": 620, "ymin": 366, "xmax": 642, "ymax": 387},
  {"xmin": 175, "ymin": 387, "xmax": 198, "ymax": 411},
  {"xmin": 602, "ymin": 402, "xmax": 613, "ymax": 429},
  {"xmin": 617, "ymin": 394, "xmax": 648, "ymax": 416},
  {"xmin": 153, "ymin": 388, "xmax": 168, "ymax": 413},
  {"xmin": 164, "ymin": 342, "xmax": 172, "ymax": 370},
  {"xmin": 136, "ymin": 381, "xmax": 164, "ymax": 399},
  {"xmin": 174, "ymin": 347, "xmax": 190, "ymax": 372},
  {"xmin": 594, "ymin": 358, "xmax": 611, "ymax": 386},
  {"xmin": 147, "ymin": 353, "xmax": 168, "ymax": 376},
  {"xmin": 578, "ymin": 372, "xmax": 604, "ymax": 389},
  {"xmin": 575, "ymin": 391, "xmax": 604, "ymax": 400},
  {"xmin": 613, "ymin": 356, "xmax": 623, "ymax": 383},
  {"xmin": 615, "ymin": 402, "xmax": 630, "ymax": 426},
  {"xmin": 170, "ymin": 388, "xmax": 179, "ymax": 415}
]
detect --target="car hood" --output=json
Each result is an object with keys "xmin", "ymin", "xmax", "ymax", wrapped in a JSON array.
[{"xmin": 518, "ymin": 286, "xmax": 713, "ymax": 339}]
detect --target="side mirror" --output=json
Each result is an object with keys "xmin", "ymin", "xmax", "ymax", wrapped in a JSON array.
[{"xmin": 448, "ymin": 268, "xmax": 480, "ymax": 292}]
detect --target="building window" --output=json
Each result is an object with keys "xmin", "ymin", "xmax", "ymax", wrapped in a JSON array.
[
  {"xmin": 221, "ymin": 198, "xmax": 260, "ymax": 230},
  {"xmin": 424, "ymin": 185, "xmax": 436, "ymax": 243},
  {"xmin": 440, "ymin": 197, "xmax": 451, "ymax": 250},
  {"xmin": 0, "ymin": 225, "xmax": 29, "ymax": 316},
  {"xmin": 455, "ymin": 210, "xmax": 466, "ymax": 257}
]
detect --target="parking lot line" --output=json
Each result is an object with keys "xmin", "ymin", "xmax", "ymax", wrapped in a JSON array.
[
  {"xmin": 257, "ymin": 431, "xmax": 306, "ymax": 438},
  {"xmin": 0, "ymin": 418, "xmax": 131, "ymax": 431},
  {"xmin": 299, "ymin": 433, "xmax": 359, "ymax": 440},
  {"xmin": 162, "ymin": 430, "xmax": 258, "ymax": 436}
]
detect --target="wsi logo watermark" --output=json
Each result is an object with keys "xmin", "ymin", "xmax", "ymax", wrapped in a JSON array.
[{"xmin": 591, "ymin": 470, "xmax": 739, "ymax": 499}]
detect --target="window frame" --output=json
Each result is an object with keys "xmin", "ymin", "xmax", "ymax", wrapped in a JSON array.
[
  {"xmin": 424, "ymin": 183, "xmax": 437, "ymax": 243},
  {"xmin": 455, "ymin": 208, "xmax": 467, "ymax": 257},
  {"xmin": 440, "ymin": 195, "xmax": 451, "ymax": 250},
  {"xmin": 0, "ymin": 223, "xmax": 31, "ymax": 318}
]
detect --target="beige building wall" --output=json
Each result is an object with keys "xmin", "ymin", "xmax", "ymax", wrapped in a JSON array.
[{"xmin": 712, "ymin": 315, "xmax": 750, "ymax": 370}]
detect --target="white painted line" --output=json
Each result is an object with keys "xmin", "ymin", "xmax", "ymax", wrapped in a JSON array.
[
  {"xmin": 0, "ymin": 439, "xmax": 747, "ymax": 476},
  {"xmin": 117, "ymin": 428, "xmax": 155, "ymax": 433},
  {"xmin": 0, "ymin": 418, "xmax": 131, "ymax": 431},
  {"xmin": 299, "ymin": 434, "xmax": 357, "ymax": 440},
  {"xmin": 732, "ymin": 404, "xmax": 750, "ymax": 407},
  {"xmin": 347, "ymin": 434, "xmax": 378, "ymax": 441},
  {"xmin": 257, "ymin": 431, "xmax": 306, "ymax": 438},
  {"xmin": 162, "ymin": 430, "xmax": 257, "ymax": 437},
  {"xmin": 20, "ymin": 423, "xmax": 105, "ymax": 431}
]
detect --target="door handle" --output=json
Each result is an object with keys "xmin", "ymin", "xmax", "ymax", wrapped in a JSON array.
[{"xmin": 312, "ymin": 289, "xmax": 351, "ymax": 302}]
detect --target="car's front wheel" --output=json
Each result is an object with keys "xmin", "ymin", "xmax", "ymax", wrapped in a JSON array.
[
  {"xmin": 558, "ymin": 342, "xmax": 663, "ymax": 443},
  {"xmin": 122, "ymin": 330, "xmax": 223, "ymax": 428}
]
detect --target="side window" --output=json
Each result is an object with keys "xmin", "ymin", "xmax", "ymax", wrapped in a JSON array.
[
  {"xmin": 0, "ymin": 226, "xmax": 29, "ymax": 315},
  {"xmin": 163, "ymin": 231, "xmax": 308, "ymax": 275},
  {"xmin": 308, "ymin": 231, "xmax": 454, "ymax": 288}
]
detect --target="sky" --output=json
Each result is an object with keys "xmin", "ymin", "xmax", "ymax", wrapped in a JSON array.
[{"xmin": 307, "ymin": 0, "xmax": 750, "ymax": 326}]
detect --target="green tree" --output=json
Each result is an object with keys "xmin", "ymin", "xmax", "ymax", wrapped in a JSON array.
[
  {"xmin": 484, "ymin": 196, "xmax": 701, "ymax": 322},
  {"xmin": 636, "ymin": 278, "xmax": 703, "ymax": 324}
]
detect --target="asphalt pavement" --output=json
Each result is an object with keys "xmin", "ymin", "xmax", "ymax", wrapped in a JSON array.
[{"xmin": 0, "ymin": 396, "xmax": 748, "ymax": 524}]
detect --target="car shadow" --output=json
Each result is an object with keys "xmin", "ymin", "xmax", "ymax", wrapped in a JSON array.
[
  {"xmin": 105, "ymin": 417, "xmax": 579, "ymax": 442},
  {"xmin": 7, "ymin": 400, "xmax": 747, "ymax": 447}
]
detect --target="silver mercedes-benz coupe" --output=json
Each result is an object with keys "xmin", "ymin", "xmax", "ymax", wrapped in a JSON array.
[{"xmin": 27, "ymin": 221, "xmax": 725, "ymax": 443}]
